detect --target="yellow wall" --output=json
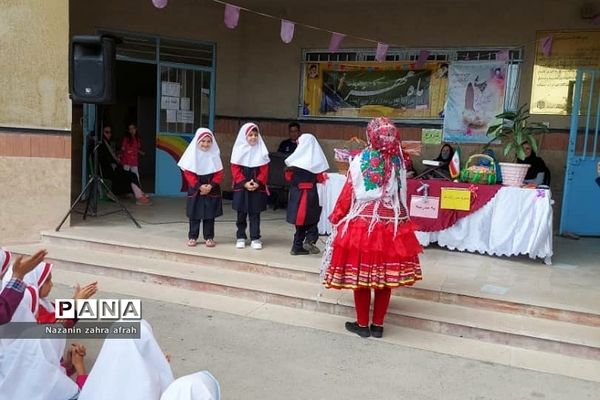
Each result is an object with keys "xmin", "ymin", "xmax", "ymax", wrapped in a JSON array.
[
  {"xmin": 0, "ymin": 0, "xmax": 70, "ymax": 130},
  {"xmin": 0, "ymin": 0, "xmax": 71, "ymax": 243}
]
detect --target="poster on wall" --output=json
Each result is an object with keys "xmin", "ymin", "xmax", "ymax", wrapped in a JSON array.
[
  {"xmin": 531, "ymin": 31, "xmax": 600, "ymax": 115},
  {"xmin": 302, "ymin": 62, "xmax": 448, "ymax": 119},
  {"xmin": 443, "ymin": 62, "xmax": 507, "ymax": 144}
]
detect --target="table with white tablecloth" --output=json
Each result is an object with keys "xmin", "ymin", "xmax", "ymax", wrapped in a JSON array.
[{"xmin": 317, "ymin": 176, "xmax": 553, "ymax": 264}]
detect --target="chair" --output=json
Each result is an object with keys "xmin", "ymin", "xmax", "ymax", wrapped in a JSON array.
[{"xmin": 268, "ymin": 152, "xmax": 290, "ymax": 210}]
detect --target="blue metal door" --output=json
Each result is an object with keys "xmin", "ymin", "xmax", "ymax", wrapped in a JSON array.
[{"xmin": 560, "ymin": 69, "xmax": 600, "ymax": 236}]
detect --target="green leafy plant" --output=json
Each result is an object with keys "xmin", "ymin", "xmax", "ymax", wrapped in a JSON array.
[{"xmin": 485, "ymin": 104, "xmax": 548, "ymax": 161}]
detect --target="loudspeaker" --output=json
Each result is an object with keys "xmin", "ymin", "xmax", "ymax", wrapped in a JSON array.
[{"xmin": 70, "ymin": 35, "xmax": 116, "ymax": 104}]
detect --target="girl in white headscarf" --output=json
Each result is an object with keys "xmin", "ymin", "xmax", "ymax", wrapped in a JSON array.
[
  {"xmin": 78, "ymin": 319, "xmax": 174, "ymax": 400},
  {"xmin": 230, "ymin": 123, "xmax": 270, "ymax": 250},
  {"xmin": 284, "ymin": 133, "xmax": 329, "ymax": 255},
  {"xmin": 0, "ymin": 333, "xmax": 81, "ymax": 400},
  {"xmin": 178, "ymin": 128, "xmax": 224, "ymax": 248},
  {"xmin": 160, "ymin": 371, "xmax": 221, "ymax": 400}
]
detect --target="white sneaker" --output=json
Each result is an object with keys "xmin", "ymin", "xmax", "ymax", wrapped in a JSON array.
[
  {"xmin": 250, "ymin": 240, "xmax": 263, "ymax": 250},
  {"xmin": 236, "ymin": 239, "xmax": 246, "ymax": 249}
]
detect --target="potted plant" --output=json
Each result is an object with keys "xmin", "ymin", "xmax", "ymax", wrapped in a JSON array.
[{"xmin": 485, "ymin": 104, "xmax": 548, "ymax": 186}]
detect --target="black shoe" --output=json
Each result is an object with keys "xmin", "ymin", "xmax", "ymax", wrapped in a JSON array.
[
  {"xmin": 370, "ymin": 324, "xmax": 384, "ymax": 338},
  {"xmin": 345, "ymin": 321, "xmax": 371, "ymax": 338},
  {"xmin": 305, "ymin": 242, "xmax": 320, "ymax": 254},
  {"xmin": 290, "ymin": 248, "xmax": 310, "ymax": 256}
]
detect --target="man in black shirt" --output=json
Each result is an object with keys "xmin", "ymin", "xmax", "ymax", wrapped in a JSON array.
[{"xmin": 277, "ymin": 122, "xmax": 300, "ymax": 154}]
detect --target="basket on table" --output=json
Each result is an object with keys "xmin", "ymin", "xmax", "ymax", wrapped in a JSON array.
[
  {"xmin": 334, "ymin": 137, "xmax": 367, "ymax": 173},
  {"xmin": 459, "ymin": 154, "xmax": 497, "ymax": 185}
]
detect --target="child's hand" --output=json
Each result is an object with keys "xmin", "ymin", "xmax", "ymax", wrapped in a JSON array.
[
  {"xmin": 12, "ymin": 249, "xmax": 48, "ymax": 280},
  {"xmin": 74, "ymin": 282, "xmax": 98, "ymax": 300},
  {"xmin": 244, "ymin": 181, "xmax": 255, "ymax": 191},
  {"xmin": 164, "ymin": 352, "xmax": 172, "ymax": 363},
  {"xmin": 71, "ymin": 345, "xmax": 87, "ymax": 375}
]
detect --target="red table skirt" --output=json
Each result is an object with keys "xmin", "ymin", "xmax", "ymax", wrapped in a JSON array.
[{"xmin": 406, "ymin": 179, "xmax": 501, "ymax": 232}]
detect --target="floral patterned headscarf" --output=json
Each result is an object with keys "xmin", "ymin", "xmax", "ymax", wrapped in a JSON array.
[
  {"xmin": 359, "ymin": 117, "xmax": 403, "ymax": 192},
  {"xmin": 366, "ymin": 117, "xmax": 401, "ymax": 156}
]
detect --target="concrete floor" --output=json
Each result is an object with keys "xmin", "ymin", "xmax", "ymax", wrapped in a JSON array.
[{"xmin": 54, "ymin": 285, "xmax": 600, "ymax": 400}]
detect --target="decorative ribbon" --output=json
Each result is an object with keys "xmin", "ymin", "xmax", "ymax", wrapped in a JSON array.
[
  {"xmin": 469, "ymin": 184, "xmax": 479, "ymax": 200},
  {"xmin": 417, "ymin": 183, "xmax": 429, "ymax": 202},
  {"xmin": 536, "ymin": 189, "xmax": 546, "ymax": 199}
]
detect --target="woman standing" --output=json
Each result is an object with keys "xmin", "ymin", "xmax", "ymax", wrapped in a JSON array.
[{"xmin": 322, "ymin": 117, "xmax": 423, "ymax": 338}]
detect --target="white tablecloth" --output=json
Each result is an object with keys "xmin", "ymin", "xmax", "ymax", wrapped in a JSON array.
[
  {"xmin": 317, "ymin": 173, "xmax": 347, "ymax": 235},
  {"xmin": 416, "ymin": 187, "xmax": 553, "ymax": 264},
  {"xmin": 318, "ymin": 177, "xmax": 554, "ymax": 264}
]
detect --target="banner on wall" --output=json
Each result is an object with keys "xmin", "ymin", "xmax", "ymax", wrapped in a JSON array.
[
  {"xmin": 443, "ymin": 62, "xmax": 507, "ymax": 144},
  {"xmin": 303, "ymin": 62, "xmax": 448, "ymax": 119}
]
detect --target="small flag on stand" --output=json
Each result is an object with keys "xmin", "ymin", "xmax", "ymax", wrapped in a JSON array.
[
  {"xmin": 224, "ymin": 4, "xmax": 241, "ymax": 29},
  {"xmin": 375, "ymin": 42, "xmax": 389, "ymax": 61},
  {"xmin": 449, "ymin": 147, "xmax": 461, "ymax": 179},
  {"xmin": 280, "ymin": 20, "xmax": 295, "ymax": 44}
]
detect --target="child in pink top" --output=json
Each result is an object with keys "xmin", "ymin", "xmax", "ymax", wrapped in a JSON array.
[{"xmin": 120, "ymin": 123, "xmax": 144, "ymax": 183}]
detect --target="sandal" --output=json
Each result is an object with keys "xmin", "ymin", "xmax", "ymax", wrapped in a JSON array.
[
  {"xmin": 205, "ymin": 239, "xmax": 216, "ymax": 248},
  {"xmin": 187, "ymin": 239, "xmax": 197, "ymax": 247}
]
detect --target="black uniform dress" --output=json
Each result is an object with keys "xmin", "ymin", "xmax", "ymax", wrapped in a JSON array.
[
  {"xmin": 186, "ymin": 172, "xmax": 223, "ymax": 240},
  {"xmin": 232, "ymin": 165, "xmax": 268, "ymax": 240},
  {"xmin": 286, "ymin": 167, "xmax": 322, "ymax": 251}
]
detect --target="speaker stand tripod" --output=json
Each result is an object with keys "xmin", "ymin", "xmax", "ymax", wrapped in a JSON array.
[{"xmin": 56, "ymin": 106, "xmax": 141, "ymax": 231}]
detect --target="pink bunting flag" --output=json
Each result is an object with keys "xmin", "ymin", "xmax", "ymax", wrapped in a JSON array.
[
  {"xmin": 416, "ymin": 50, "xmax": 430, "ymax": 68},
  {"xmin": 375, "ymin": 42, "xmax": 389, "ymax": 62},
  {"xmin": 541, "ymin": 35, "xmax": 553, "ymax": 57},
  {"xmin": 328, "ymin": 32, "xmax": 345, "ymax": 53},
  {"xmin": 280, "ymin": 20, "xmax": 295, "ymax": 44},
  {"xmin": 224, "ymin": 4, "xmax": 240, "ymax": 29},
  {"xmin": 496, "ymin": 50, "xmax": 509, "ymax": 61},
  {"xmin": 152, "ymin": 0, "xmax": 168, "ymax": 9}
]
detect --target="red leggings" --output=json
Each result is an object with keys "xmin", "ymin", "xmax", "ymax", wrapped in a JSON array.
[{"xmin": 353, "ymin": 287, "xmax": 392, "ymax": 327}]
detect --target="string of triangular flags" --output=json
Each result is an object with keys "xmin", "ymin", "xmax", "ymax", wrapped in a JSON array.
[{"xmin": 151, "ymin": 0, "xmax": 576, "ymax": 61}]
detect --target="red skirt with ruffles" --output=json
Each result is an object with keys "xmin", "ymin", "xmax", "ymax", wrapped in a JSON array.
[{"xmin": 323, "ymin": 217, "xmax": 423, "ymax": 289}]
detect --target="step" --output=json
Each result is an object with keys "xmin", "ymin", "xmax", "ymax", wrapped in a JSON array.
[
  {"xmin": 50, "ymin": 268, "xmax": 600, "ymax": 384},
  {"xmin": 8, "ymin": 243, "xmax": 600, "ymax": 360},
  {"xmin": 39, "ymin": 231, "xmax": 600, "ymax": 327}
]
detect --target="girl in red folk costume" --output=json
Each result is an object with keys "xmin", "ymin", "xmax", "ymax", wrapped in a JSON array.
[
  {"xmin": 284, "ymin": 133, "xmax": 329, "ymax": 255},
  {"xmin": 230, "ymin": 123, "xmax": 270, "ymax": 250},
  {"xmin": 178, "ymin": 128, "xmax": 224, "ymax": 248},
  {"xmin": 322, "ymin": 117, "xmax": 423, "ymax": 338}
]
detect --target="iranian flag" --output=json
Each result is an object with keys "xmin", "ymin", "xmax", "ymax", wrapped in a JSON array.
[{"xmin": 449, "ymin": 147, "xmax": 460, "ymax": 179}]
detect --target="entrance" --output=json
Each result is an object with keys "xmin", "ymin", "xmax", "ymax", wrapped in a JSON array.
[
  {"xmin": 560, "ymin": 68, "xmax": 600, "ymax": 236},
  {"xmin": 83, "ymin": 33, "xmax": 216, "ymax": 196}
]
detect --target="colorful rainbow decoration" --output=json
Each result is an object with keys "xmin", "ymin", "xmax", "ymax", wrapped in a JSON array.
[{"xmin": 156, "ymin": 134, "xmax": 193, "ymax": 192}]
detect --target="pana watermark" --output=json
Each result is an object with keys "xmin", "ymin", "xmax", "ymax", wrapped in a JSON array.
[{"xmin": 55, "ymin": 299, "xmax": 142, "ymax": 320}]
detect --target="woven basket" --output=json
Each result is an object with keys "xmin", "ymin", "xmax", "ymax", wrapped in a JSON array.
[
  {"xmin": 499, "ymin": 162, "xmax": 530, "ymax": 186},
  {"xmin": 459, "ymin": 154, "xmax": 497, "ymax": 185}
]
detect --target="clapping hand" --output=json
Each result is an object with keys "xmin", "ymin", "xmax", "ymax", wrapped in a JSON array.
[
  {"xmin": 11, "ymin": 249, "xmax": 48, "ymax": 280},
  {"xmin": 73, "ymin": 282, "xmax": 98, "ymax": 300}
]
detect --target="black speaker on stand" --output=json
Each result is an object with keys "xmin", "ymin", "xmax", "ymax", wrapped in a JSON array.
[{"xmin": 56, "ymin": 35, "xmax": 140, "ymax": 231}]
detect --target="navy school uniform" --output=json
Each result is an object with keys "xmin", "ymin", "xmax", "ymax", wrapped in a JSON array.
[
  {"xmin": 231, "ymin": 163, "xmax": 269, "ymax": 240},
  {"xmin": 285, "ymin": 167, "xmax": 325, "ymax": 250},
  {"xmin": 184, "ymin": 170, "xmax": 223, "ymax": 240}
]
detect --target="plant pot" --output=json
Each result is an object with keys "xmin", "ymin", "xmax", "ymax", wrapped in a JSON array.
[{"xmin": 499, "ymin": 162, "xmax": 529, "ymax": 186}]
